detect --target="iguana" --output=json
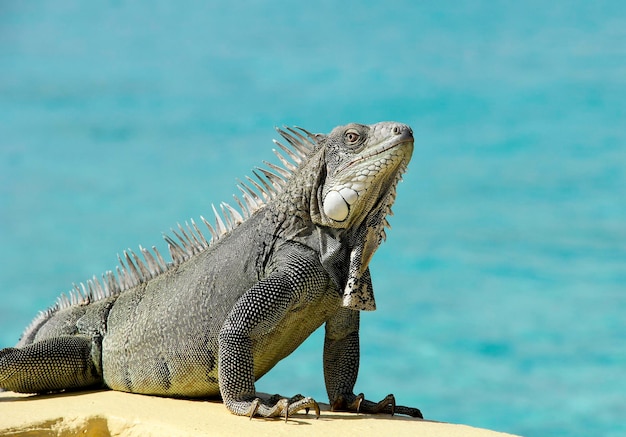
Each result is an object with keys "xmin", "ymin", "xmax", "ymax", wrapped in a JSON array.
[{"xmin": 0, "ymin": 121, "xmax": 422, "ymax": 420}]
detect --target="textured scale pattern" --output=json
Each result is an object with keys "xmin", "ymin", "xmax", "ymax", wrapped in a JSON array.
[{"xmin": 0, "ymin": 336, "xmax": 100, "ymax": 393}]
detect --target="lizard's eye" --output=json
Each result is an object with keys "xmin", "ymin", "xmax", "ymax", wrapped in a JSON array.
[{"xmin": 344, "ymin": 130, "xmax": 360, "ymax": 144}]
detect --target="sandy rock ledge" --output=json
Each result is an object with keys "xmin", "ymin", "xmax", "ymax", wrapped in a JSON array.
[{"xmin": 0, "ymin": 390, "xmax": 520, "ymax": 437}]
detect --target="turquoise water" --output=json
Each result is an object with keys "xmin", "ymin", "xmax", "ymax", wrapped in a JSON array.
[{"xmin": 1, "ymin": 1, "xmax": 625, "ymax": 435}]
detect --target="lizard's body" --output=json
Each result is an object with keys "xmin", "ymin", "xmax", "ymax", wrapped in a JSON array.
[{"xmin": 0, "ymin": 122, "xmax": 421, "ymax": 419}]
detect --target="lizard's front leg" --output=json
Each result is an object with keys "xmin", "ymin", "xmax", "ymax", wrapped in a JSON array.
[
  {"xmin": 217, "ymin": 255, "xmax": 323, "ymax": 419},
  {"xmin": 324, "ymin": 307, "xmax": 423, "ymax": 418}
]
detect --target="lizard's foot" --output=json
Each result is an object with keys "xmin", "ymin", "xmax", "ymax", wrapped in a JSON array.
[
  {"xmin": 331, "ymin": 393, "xmax": 423, "ymax": 419},
  {"xmin": 237, "ymin": 395, "xmax": 320, "ymax": 421}
]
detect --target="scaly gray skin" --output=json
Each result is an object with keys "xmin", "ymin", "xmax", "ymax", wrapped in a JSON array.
[{"xmin": 0, "ymin": 122, "xmax": 422, "ymax": 419}]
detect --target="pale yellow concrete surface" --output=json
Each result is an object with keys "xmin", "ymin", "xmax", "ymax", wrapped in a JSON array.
[{"xmin": 0, "ymin": 390, "xmax": 520, "ymax": 437}]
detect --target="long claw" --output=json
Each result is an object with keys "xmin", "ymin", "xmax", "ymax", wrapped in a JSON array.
[
  {"xmin": 349, "ymin": 393, "xmax": 364, "ymax": 413},
  {"xmin": 312, "ymin": 400, "xmax": 321, "ymax": 419},
  {"xmin": 247, "ymin": 398, "xmax": 261, "ymax": 419}
]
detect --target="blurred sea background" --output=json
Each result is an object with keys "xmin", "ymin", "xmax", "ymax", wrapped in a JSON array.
[{"xmin": 1, "ymin": 1, "xmax": 624, "ymax": 436}]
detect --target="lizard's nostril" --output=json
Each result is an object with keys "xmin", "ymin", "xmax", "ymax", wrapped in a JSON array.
[{"xmin": 392, "ymin": 124, "xmax": 413, "ymax": 138}]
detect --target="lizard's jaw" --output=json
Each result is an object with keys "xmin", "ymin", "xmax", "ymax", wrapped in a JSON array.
[{"xmin": 321, "ymin": 138, "xmax": 413, "ymax": 227}]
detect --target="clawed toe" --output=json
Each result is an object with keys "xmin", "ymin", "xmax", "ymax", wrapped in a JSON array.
[
  {"xmin": 331, "ymin": 392, "xmax": 422, "ymax": 419},
  {"xmin": 348, "ymin": 392, "xmax": 364, "ymax": 412},
  {"xmin": 247, "ymin": 398, "xmax": 262, "ymax": 419},
  {"xmin": 245, "ymin": 395, "xmax": 320, "ymax": 421},
  {"xmin": 284, "ymin": 396, "xmax": 320, "ymax": 421},
  {"xmin": 371, "ymin": 393, "xmax": 396, "ymax": 415}
]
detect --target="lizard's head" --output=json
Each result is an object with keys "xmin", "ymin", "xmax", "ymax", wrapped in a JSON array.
[
  {"xmin": 308, "ymin": 121, "xmax": 413, "ymax": 311},
  {"xmin": 313, "ymin": 122, "xmax": 414, "ymax": 229}
]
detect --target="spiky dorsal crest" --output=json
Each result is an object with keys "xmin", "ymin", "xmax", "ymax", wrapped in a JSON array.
[{"xmin": 18, "ymin": 127, "xmax": 318, "ymax": 344}]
